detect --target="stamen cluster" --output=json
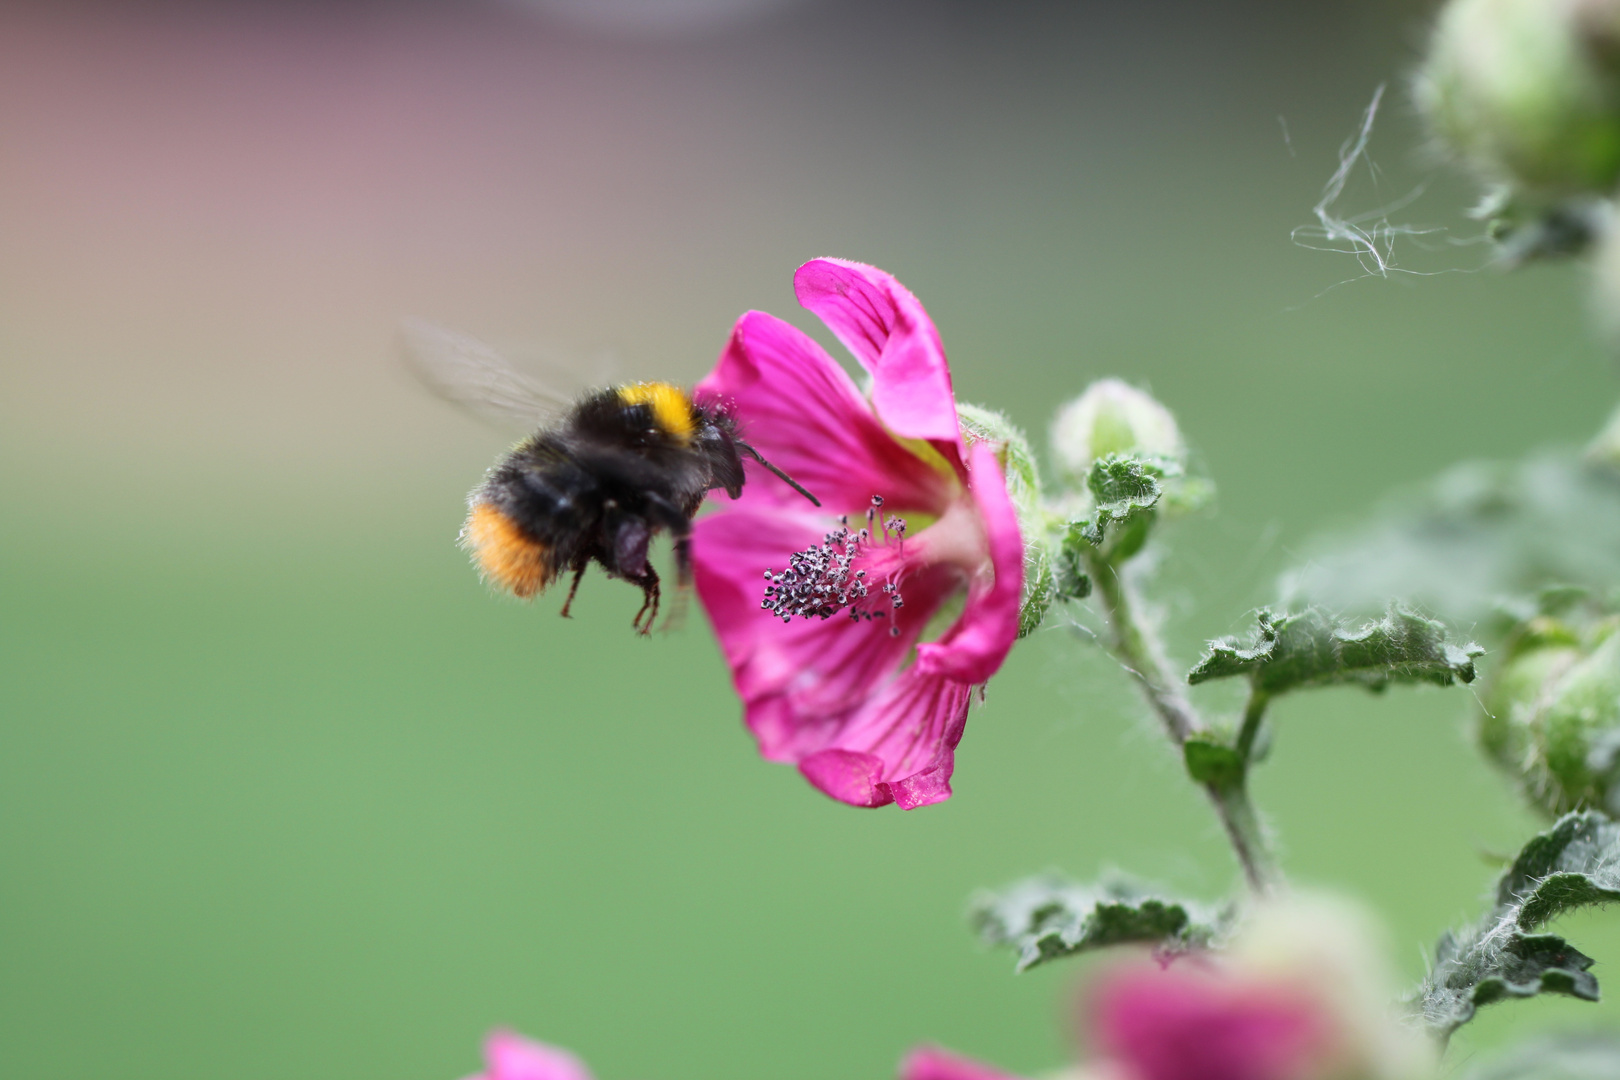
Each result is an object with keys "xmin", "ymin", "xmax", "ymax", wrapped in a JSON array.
[{"xmin": 761, "ymin": 496, "xmax": 907, "ymax": 634}]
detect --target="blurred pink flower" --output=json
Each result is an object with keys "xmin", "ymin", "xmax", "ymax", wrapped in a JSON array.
[
  {"xmin": 1086, "ymin": 961, "xmax": 1335, "ymax": 1080},
  {"xmin": 900, "ymin": 897, "xmax": 1434, "ymax": 1080},
  {"xmin": 692, "ymin": 258, "xmax": 1023, "ymax": 809},
  {"xmin": 901, "ymin": 1046, "xmax": 1026, "ymax": 1080},
  {"xmin": 901, "ymin": 961, "xmax": 1334, "ymax": 1080},
  {"xmin": 463, "ymin": 1031, "xmax": 593, "ymax": 1080}
]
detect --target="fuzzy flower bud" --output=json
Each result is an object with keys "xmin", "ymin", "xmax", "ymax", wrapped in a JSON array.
[
  {"xmin": 1050, "ymin": 379, "xmax": 1186, "ymax": 487},
  {"xmin": 1479, "ymin": 606, "xmax": 1620, "ymax": 817},
  {"xmin": 1417, "ymin": 0, "xmax": 1620, "ymax": 199},
  {"xmin": 958, "ymin": 402, "xmax": 1056, "ymax": 637}
]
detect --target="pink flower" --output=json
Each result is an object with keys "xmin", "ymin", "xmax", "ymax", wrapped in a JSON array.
[
  {"xmin": 900, "ymin": 1046, "xmax": 1027, "ymax": 1080},
  {"xmin": 899, "ymin": 897, "xmax": 1435, "ymax": 1080},
  {"xmin": 463, "ymin": 1031, "xmax": 593, "ymax": 1080},
  {"xmin": 898, "ymin": 963, "xmax": 1336, "ymax": 1080},
  {"xmin": 691, "ymin": 258, "xmax": 1024, "ymax": 809},
  {"xmin": 1085, "ymin": 961, "xmax": 1335, "ymax": 1080}
]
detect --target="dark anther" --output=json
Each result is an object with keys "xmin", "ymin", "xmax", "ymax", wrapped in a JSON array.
[{"xmin": 761, "ymin": 495, "xmax": 905, "ymax": 626}]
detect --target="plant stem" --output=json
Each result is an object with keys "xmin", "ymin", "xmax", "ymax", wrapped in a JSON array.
[
  {"xmin": 1208, "ymin": 783, "xmax": 1275, "ymax": 895},
  {"xmin": 1236, "ymin": 686, "xmax": 1269, "ymax": 763},
  {"xmin": 1088, "ymin": 559, "xmax": 1281, "ymax": 894},
  {"xmin": 1088, "ymin": 559, "xmax": 1201, "ymax": 744}
]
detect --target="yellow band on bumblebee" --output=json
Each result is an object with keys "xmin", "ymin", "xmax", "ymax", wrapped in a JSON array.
[{"xmin": 617, "ymin": 382, "xmax": 696, "ymax": 443}]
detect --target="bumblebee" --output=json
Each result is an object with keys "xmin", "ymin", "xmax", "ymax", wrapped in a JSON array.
[{"xmin": 405, "ymin": 321, "xmax": 817, "ymax": 633}]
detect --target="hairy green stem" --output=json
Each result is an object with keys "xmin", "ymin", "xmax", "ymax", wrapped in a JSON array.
[
  {"xmin": 1089, "ymin": 560, "xmax": 1280, "ymax": 894},
  {"xmin": 1236, "ymin": 686, "xmax": 1270, "ymax": 763},
  {"xmin": 1088, "ymin": 561, "xmax": 1202, "ymax": 743}
]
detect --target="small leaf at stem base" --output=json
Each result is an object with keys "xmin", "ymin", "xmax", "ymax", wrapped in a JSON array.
[{"xmin": 1183, "ymin": 737, "xmax": 1246, "ymax": 789}]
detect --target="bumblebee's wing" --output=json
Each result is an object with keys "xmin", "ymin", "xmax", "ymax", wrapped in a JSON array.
[{"xmin": 401, "ymin": 318, "xmax": 586, "ymax": 434}]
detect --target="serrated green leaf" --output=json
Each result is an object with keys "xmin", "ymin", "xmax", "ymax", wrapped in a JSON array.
[
  {"xmin": 971, "ymin": 874, "xmax": 1230, "ymax": 972},
  {"xmin": 1418, "ymin": 931, "xmax": 1597, "ymax": 1034},
  {"xmin": 1412, "ymin": 811, "xmax": 1620, "ymax": 1035},
  {"xmin": 1494, "ymin": 812, "xmax": 1620, "ymax": 925},
  {"xmin": 1078, "ymin": 454, "xmax": 1167, "ymax": 550},
  {"xmin": 1187, "ymin": 606, "xmax": 1483, "ymax": 695}
]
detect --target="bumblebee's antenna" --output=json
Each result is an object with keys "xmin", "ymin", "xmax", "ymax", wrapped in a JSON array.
[{"xmin": 737, "ymin": 441, "xmax": 820, "ymax": 507}]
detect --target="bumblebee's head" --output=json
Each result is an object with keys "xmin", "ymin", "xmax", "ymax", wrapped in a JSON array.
[{"xmin": 615, "ymin": 382, "xmax": 696, "ymax": 447}]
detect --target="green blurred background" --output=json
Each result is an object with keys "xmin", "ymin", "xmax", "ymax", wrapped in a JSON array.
[{"xmin": 1, "ymin": 1, "xmax": 1616, "ymax": 1077}]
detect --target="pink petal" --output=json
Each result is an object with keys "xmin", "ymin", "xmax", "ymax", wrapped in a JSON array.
[
  {"xmin": 798, "ymin": 666, "xmax": 972, "ymax": 809},
  {"xmin": 1089, "ymin": 964, "xmax": 1331, "ymax": 1080},
  {"xmin": 793, "ymin": 258, "xmax": 964, "ymax": 456},
  {"xmin": 692, "ymin": 505, "xmax": 956, "ymax": 740},
  {"xmin": 900, "ymin": 1046, "xmax": 1025, "ymax": 1080},
  {"xmin": 692, "ymin": 500, "xmax": 977, "ymax": 809},
  {"xmin": 477, "ymin": 1031, "xmax": 593, "ymax": 1080},
  {"xmin": 913, "ymin": 443, "xmax": 1023, "ymax": 684},
  {"xmin": 695, "ymin": 310, "xmax": 956, "ymax": 515}
]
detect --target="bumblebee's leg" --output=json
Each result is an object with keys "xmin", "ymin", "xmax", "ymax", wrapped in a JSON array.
[
  {"xmin": 558, "ymin": 561, "xmax": 588, "ymax": 619},
  {"xmin": 671, "ymin": 530, "xmax": 692, "ymax": 587},
  {"xmin": 631, "ymin": 564, "xmax": 661, "ymax": 635}
]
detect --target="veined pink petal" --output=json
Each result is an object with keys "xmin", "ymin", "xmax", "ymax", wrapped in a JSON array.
[
  {"xmin": 692, "ymin": 505, "xmax": 959, "ymax": 737},
  {"xmin": 798, "ymin": 666, "xmax": 972, "ymax": 809},
  {"xmin": 914, "ymin": 443, "xmax": 1023, "ymax": 683},
  {"xmin": 900, "ymin": 1047, "xmax": 1026, "ymax": 1080},
  {"xmin": 694, "ymin": 310, "xmax": 956, "ymax": 515},
  {"xmin": 794, "ymin": 258, "xmax": 964, "ymax": 457},
  {"xmin": 472, "ymin": 1031, "xmax": 593, "ymax": 1080}
]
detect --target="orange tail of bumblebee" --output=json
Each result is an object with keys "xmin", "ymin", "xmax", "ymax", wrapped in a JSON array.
[{"xmin": 463, "ymin": 502, "xmax": 557, "ymax": 598}]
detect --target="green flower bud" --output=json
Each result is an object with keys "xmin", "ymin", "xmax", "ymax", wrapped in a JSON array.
[
  {"xmin": 1417, "ymin": 0, "xmax": 1620, "ymax": 199},
  {"xmin": 957, "ymin": 402, "xmax": 1056, "ymax": 637},
  {"xmin": 1479, "ymin": 610, "xmax": 1620, "ymax": 816},
  {"xmin": 1050, "ymin": 379, "xmax": 1186, "ymax": 488}
]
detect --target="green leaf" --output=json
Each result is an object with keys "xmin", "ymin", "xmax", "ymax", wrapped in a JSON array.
[
  {"xmin": 1418, "ymin": 932, "xmax": 1597, "ymax": 1035},
  {"xmin": 1285, "ymin": 453, "xmax": 1620, "ymax": 629},
  {"xmin": 1493, "ymin": 811, "xmax": 1620, "ymax": 926},
  {"xmin": 1412, "ymin": 811, "xmax": 1620, "ymax": 1035},
  {"xmin": 1051, "ymin": 521, "xmax": 1094, "ymax": 601},
  {"xmin": 1187, "ymin": 606, "xmax": 1483, "ymax": 695},
  {"xmin": 1079, "ymin": 454, "xmax": 1167, "ymax": 550},
  {"xmin": 1464, "ymin": 1033, "xmax": 1620, "ymax": 1080},
  {"xmin": 971, "ymin": 874, "xmax": 1230, "ymax": 972}
]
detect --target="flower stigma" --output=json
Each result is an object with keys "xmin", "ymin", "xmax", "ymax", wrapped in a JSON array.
[{"xmin": 762, "ymin": 496, "xmax": 909, "ymax": 635}]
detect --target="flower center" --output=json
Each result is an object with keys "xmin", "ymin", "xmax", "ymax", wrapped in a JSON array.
[{"xmin": 761, "ymin": 496, "xmax": 910, "ymax": 636}]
